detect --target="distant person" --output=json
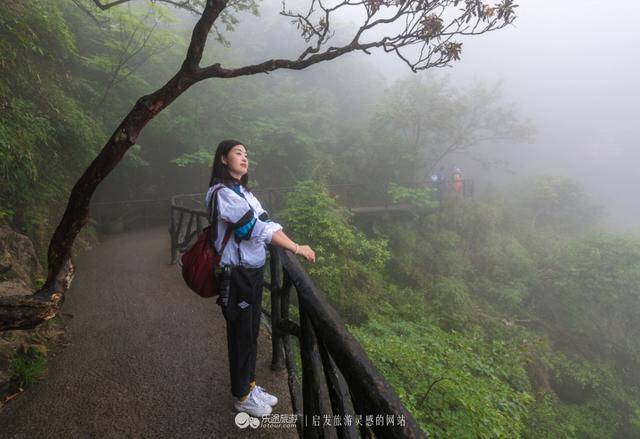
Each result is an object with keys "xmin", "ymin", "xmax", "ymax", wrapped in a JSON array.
[
  {"xmin": 430, "ymin": 166, "xmax": 445, "ymax": 183},
  {"xmin": 204, "ymin": 140, "xmax": 316, "ymax": 418},
  {"xmin": 430, "ymin": 165, "xmax": 446, "ymax": 201},
  {"xmin": 452, "ymin": 167, "xmax": 464, "ymax": 194}
]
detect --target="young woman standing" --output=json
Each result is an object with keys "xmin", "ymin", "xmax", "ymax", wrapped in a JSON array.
[{"xmin": 205, "ymin": 140, "xmax": 316, "ymax": 417}]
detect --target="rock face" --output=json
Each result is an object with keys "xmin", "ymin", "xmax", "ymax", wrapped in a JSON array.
[
  {"xmin": 0, "ymin": 224, "xmax": 45, "ymax": 297},
  {"xmin": 0, "ymin": 224, "xmax": 68, "ymax": 409}
]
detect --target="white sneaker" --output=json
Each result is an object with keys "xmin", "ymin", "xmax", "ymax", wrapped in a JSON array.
[
  {"xmin": 234, "ymin": 389, "xmax": 273, "ymax": 417},
  {"xmin": 252, "ymin": 385, "xmax": 278, "ymax": 407}
]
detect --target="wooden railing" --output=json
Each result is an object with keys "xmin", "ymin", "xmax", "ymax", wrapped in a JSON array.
[
  {"xmin": 169, "ymin": 190, "xmax": 427, "ymax": 438},
  {"xmin": 95, "ymin": 179, "xmax": 473, "ymax": 238},
  {"xmin": 91, "ymin": 198, "xmax": 169, "ymax": 233}
]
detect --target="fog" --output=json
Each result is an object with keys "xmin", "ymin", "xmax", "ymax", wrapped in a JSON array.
[
  {"xmin": 439, "ymin": 0, "xmax": 640, "ymax": 232},
  {"xmin": 210, "ymin": 0, "xmax": 639, "ymax": 231}
]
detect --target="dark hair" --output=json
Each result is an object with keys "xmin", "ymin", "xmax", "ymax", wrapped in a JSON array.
[{"xmin": 208, "ymin": 139, "xmax": 250, "ymax": 189}]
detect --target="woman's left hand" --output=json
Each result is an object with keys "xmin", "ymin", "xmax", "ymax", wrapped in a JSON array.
[{"xmin": 297, "ymin": 245, "xmax": 316, "ymax": 263}]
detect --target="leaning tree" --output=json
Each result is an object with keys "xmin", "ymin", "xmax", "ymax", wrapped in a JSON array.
[{"xmin": 0, "ymin": 0, "xmax": 517, "ymax": 326}]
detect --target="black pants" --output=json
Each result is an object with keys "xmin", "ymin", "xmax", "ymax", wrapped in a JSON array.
[{"xmin": 221, "ymin": 265, "xmax": 265, "ymax": 399}]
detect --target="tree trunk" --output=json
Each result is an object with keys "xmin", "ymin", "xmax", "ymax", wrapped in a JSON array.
[
  {"xmin": 0, "ymin": 0, "xmax": 229, "ymax": 331},
  {"xmin": 0, "ymin": 71, "xmax": 198, "ymax": 330}
]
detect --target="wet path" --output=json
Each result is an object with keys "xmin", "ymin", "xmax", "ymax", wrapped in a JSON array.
[{"xmin": 0, "ymin": 227, "xmax": 296, "ymax": 438}]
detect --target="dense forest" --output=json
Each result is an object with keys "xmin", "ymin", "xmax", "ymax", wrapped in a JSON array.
[{"xmin": 2, "ymin": 1, "xmax": 640, "ymax": 437}]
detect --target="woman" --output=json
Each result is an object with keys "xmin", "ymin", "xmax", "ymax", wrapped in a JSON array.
[{"xmin": 204, "ymin": 140, "xmax": 316, "ymax": 418}]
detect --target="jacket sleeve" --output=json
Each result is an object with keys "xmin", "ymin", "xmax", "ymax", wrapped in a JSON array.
[
  {"xmin": 245, "ymin": 192, "xmax": 283, "ymax": 244},
  {"xmin": 217, "ymin": 188, "xmax": 282, "ymax": 244}
]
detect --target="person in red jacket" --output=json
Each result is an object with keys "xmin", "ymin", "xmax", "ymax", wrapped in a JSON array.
[{"xmin": 452, "ymin": 167, "xmax": 464, "ymax": 194}]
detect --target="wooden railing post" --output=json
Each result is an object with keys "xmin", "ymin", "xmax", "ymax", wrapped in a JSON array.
[
  {"xmin": 280, "ymin": 269, "xmax": 304, "ymax": 436},
  {"xmin": 269, "ymin": 246, "xmax": 285, "ymax": 371},
  {"xmin": 196, "ymin": 214, "xmax": 203, "ymax": 235},
  {"xmin": 184, "ymin": 213, "xmax": 194, "ymax": 244},
  {"xmin": 170, "ymin": 207, "xmax": 177, "ymax": 263},
  {"xmin": 299, "ymin": 304, "xmax": 338, "ymax": 439},
  {"xmin": 171, "ymin": 210, "xmax": 184, "ymax": 264},
  {"xmin": 318, "ymin": 339, "xmax": 358, "ymax": 439}
]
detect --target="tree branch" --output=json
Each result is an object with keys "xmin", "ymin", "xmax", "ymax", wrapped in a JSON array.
[
  {"xmin": 92, "ymin": 0, "xmax": 131, "ymax": 10},
  {"xmin": 196, "ymin": 39, "xmax": 382, "ymax": 79}
]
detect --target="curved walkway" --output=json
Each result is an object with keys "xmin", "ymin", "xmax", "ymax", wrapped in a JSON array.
[{"xmin": 0, "ymin": 227, "xmax": 295, "ymax": 438}]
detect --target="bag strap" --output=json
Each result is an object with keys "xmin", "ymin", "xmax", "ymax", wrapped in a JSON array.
[
  {"xmin": 208, "ymin": 186, "xmax": 233, "ymax": 255},
  {"xmin": 219, "ymin": 222, "xmax": 233, "ymax": 255},
  {"xmin": 207, "ymin": 186, "xmax": 221, "ymax": 224}
]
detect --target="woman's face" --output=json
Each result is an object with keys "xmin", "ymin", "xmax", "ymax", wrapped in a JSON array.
[{"xmin": 222, "ymin": 144, "xmax": 248, "ymax": 178}]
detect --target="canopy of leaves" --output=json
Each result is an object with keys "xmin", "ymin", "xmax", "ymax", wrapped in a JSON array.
[{"xmin": 0, "ymin": 1, "xmax": 103, "ymax": 254}]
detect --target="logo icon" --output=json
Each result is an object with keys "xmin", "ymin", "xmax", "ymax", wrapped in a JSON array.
[{"xmin": 235, "ymin": 412, "xmax": 261, "ymax": 429}]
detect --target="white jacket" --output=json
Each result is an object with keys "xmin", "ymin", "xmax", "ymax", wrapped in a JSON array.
[{"xmin": 204, "ymin": 183, "xmax": 282, "ymax": 268}]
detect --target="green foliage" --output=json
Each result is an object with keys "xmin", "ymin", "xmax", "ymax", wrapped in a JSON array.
[
  {"xmin": 553, "ymin": 399, "xmax": 627, "ymax": 439},
  {"xmin": 171, "ymin": 148, "xmax": 213, "ymax": 167},
  {"xmin": 537, "ymin": 233, "xmax": 640, "ymax": 361},
  {"xmin": 388, "ymin": 183, "xmax": 438, "ymax": 209},
  {"xmin": 80, "ymin": 1, "xmax": 178, "ymax": 113},
  {"xmin": 631, "ymin": 408, "xmax": 640, "ymax": 435},
  {"xmin": 383, "ymin": 215, "xmax": 466, "ymax": 288},
  {"xmin": 472, "ymin": 233, "xmax": 534, "ymax": 311},
  {"xmin": 350, "ymin": 315, "xmax": 533, "ymax": 438},
  {"xmin": 523, "ymin": 393, "xmax": 578, "ymax": 439},
  {"xmin": 428, "ymin": 275, "xmax": 474, "ymax": 330},
  {"xmin": 0, "ymin": 0, "xmax": 104, "ymax": 258},
  {"xmin": 380, "ymin": 195, "xmax": 536, "ymax": 315},
  {"xmin": 10, "ymin": 346, "xmax": 47, "ymax": 387},
  {"xmin": 283, "ymin": 181, "xmax": 390, "ymax": 323},
  {"xmin": 518, "ymin": 175, "xmax": 603, "ymax": 235},
  {"xmin": 169, "ymin": 76, "xmax": 341, "ymax": 188},
  {"xmin": 363, "ymin": 183, "xmax": 640, "ymax": 436}
]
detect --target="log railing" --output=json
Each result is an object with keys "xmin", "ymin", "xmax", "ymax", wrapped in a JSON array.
[
  {"xmin": 91, "ymin": 198, "xmax": 169, "ymax": 233},
  {"xmin": 98, "ymin": 179, "xmax": 473, "ymax": 240},
  {"xmin": 169, "ymin": 190, "xmax": 427, "ymax": 438}
]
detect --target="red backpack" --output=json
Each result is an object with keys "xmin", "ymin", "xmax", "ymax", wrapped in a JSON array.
[{"xmin": 180, "ymin": 187, "xmax": 232, "ymax": 298}]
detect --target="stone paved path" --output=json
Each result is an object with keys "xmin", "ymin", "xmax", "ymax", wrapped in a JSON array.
[{"xmin": 0, "ymin": 227, "xmax": 297, "ymax": 438}]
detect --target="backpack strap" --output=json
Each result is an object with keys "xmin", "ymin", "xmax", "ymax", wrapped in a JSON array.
[
  {"xmin": 208, "ymin": 186, "xmax": 233, "ymax": 257},
  {"xmin": 207, "ymin": 186, "xmax": 222, "ymax": 224},
  {"xmin": 219, "ymin": 223, "xmax": 233, "ymax": 255}
]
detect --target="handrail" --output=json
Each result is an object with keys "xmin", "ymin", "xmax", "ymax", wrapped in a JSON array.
[
  {"xmin": 168, "ymin": 188, "xmax": 427, "ymax": 438},
  {"xmin": 91, "ymin": 197, "xmax": 169, "ymax": 206}
]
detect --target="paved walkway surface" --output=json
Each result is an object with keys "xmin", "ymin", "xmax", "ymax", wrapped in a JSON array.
[{"xmin": 0, "ymin": 227, "xmax": 297, "ymax": 438}]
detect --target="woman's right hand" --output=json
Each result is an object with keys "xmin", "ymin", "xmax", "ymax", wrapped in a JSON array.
[{"xmin": 297, "ymin": 245, "xmax": 316, "ymax": 263}]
